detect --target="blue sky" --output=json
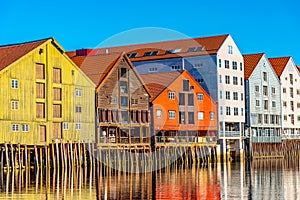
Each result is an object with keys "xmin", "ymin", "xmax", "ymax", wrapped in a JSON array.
[{"xmin": 0, "ymin": 0, "xmax": 299, "ymax": 64}]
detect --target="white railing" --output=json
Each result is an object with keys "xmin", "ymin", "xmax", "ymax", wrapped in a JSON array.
[
  {"xmin": 219, "ymin": 131, "xmax": 241, "ymax": 137},
  {"xmin": 251, "ymin": 136, "xmax": 282, "ymax": 143}
]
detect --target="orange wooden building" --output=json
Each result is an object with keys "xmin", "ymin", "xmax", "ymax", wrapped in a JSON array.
[{"xmin": 140, "ymin": 70, "xmax": 218, "ymax": 143}]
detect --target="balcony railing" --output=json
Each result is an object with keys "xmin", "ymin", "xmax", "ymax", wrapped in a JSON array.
[
  {"xmin": 251, "ymin": 136, "xmax": 282, "ymax": 143},
  {"xmin": 219, "ymin": 131, "xmax": 241, "ymax": 137},
  {"xmin": 155, "ymin": 136, "xmax": 217, "ymax": 144},
  {"xmin": 282, "ymin": 134, "xmax": 300, "ymax": 139}
]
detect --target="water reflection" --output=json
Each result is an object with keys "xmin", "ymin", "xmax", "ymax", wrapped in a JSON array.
[{"xmin": 0, "ymin": 158, "xmax": 300, "ymax": 199}]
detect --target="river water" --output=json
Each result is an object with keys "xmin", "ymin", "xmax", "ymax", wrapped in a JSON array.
[{"xmin": 0, "ymin": 159, "xmax": 299, "ymax": 199}]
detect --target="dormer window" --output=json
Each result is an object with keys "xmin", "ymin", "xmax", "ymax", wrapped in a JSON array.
[
  {"xmin": 166, "ymin": 48, "xmax": 181, "ymax": 54},
  {"xmin": 127, "ymin": 53, "xmax": 137, "ymax": 58},
  {"xmin": 187, "ymin": 46, "xmax": 203, "ymax": 52},
  {"xmin": 144, "ymin": 51, "xmax": 158, "ymax": 56}
]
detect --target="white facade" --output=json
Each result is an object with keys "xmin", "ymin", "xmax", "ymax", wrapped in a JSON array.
[{"xmin": 278, "ymin": 58, "xmax": 300, "ymax": 137}]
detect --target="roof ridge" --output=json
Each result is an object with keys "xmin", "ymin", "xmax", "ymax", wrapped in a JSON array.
[{"xmin": 0, "ymin": 37, "xmax": 52, "ymax": 48}]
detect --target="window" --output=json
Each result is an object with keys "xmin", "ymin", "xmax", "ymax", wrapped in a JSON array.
[
  {"xmin": 291, "ymin": 114, "xmax": 294, "ymax": 125},
  {"xmin": 53, "ymin": 104, "xmax": 62, "ymax": 118},
  {"xmin": 240, "ymin": 63, "xmax": 243, "ymax": 71},
  {"xmin": 188, "ymin": 46, "xmax": 203, "ymax": 52},
  {"xmin": 297, "ymin": 102, "xmax": 300, "ymax": 108},
  {"xmin": 121, "ymin": 111, "xmax": 128, "ymax": 123},
  {"xmin": 166, "ymin": 48, "xmax": 181, "ymax": 54},
  {"xmin": 75, "ymin": 89, "xmax": 82, "ymax": 97},
  {"xmin": 179, "ymin": 93, "xmax": 185, "ymax": 105},
  {"xmin": 168, "ymin": 91, "xmax": 175, "ymax": 100},
  {"xmin": 234, "ymin": 107, "xmax": 238, "ymax": 116},
  {"xmin": 36, "ymin": 103, "xmax": 45, "ymax": 118},
  {"xmin": 297, "ymin": 89, "xmax": 300, "ymax": 95},
  {"xmin": 290, "ymin": 74, "xmax": 293, "ymax": 85},
  {"xmin": 179, "ymin": 112, "xmax": 186, "ymax": 124},
  {"xmin": 120, "ymin": 68, "xmax": 127, "ymax": 77},
  {"xmin": 172, "ymin": 65, "xmax": 181, "ymax": 70},
  {"xmin": 144, "ymin": 50, "xmax": 158, "ymax": 56},
  {"xmin": 232, "ymin": 61, "xmax": 237, "ymax": 70},
  {"xmin": 36, "ymin": 83, "xmax": 45, "ymax": 99},
  {"xmin": 188, "ymin": 112, "xmax": 195, "ymax": 124},
  {"xmin": 219, "ymin": 59, "xmax": 222, "ymax": 68},
  {"xmin": 193, "ymin": 63, "xmax": 202, "ymax": 68},
  {"xmin": 271, "ymin": 115, "xmax": 275, "ymax": 124},
  {"xmin": 233, "ymin": 92, "xmax": 238, "ymax": 100},
  {"xmin": 284, "ymin": 115, "xmax": 287, "ymax": 121},
  {"xmin": 263, "ymin": 72, "xmax": 267, "ymax": 82},
  {"xmin": 121, "ymin": 96, "xmax": 128, "ymax": 107},
  {"xmin": 220, "ymin": 106, "xmax": 223, "ymax": 115},
  {"xmin": 188, "ymin": 93, "xmax": 194, "ymax": 106},
  {"xmin": 290, "ymin": 87, "xmax": 294, "ymax": 98},
  {"xmin": 228, "ymin": 45, "xmax": 233, "ymax": 54},
  {"xmin": 156, "ymin": 110, "xmax": 162, "ymax": 119},
  {"xmin": 75, "ymin": 106, "xmax": 82, "ymax": 113},
  {"xmin": 198, "ymin": 112, "xmax": 204, "ymax": 120},
  {"xmin": 210, "ymin": 112, "xmax": 215, "ymax": 120},
  {"xmin": 298, "ymin": 116, "xmax": 300, "ymax": 121},
  {"xmin": 241, "ymin": 108, "xmax": 244, "ymax": 116},
  {"xmin": 110, "ymin": 97, "xmax": 117, "ymax": 104},
  {"xmin": 22, "ymin": 124, "xmax": 29, "ymax": 132},
  {"xmin": 12, "ymin": 79, "xmax": 19, "ymax": 88},
  {"xmin": 264, "ymin": 115, "xmax": 269, "ymax": 124},
  {"xmin": 12, "ymin": 124, "xmax": 19, "ymax": 132},
  {"xmin": 220, "ymin": 91, "xmax": 223, "ymax": 99},
  {"xmin": 53, "ymin": 68, "xmax": 62, "ymax": 83},
  {"xmin": 226, "ymin": 91, "xmax": 230, "ymax": 100},
  {"xmin": 256, "ymin": 100, "xmax": 260, "ymax": 107},
  {"xmin": 131, "ymin": 98, "xmax": 138, "ymax": 105},
  {"xmin": 226, "ymin": 107, "xmax": 231, "ymax": 115},
  {"xmin": 291, "ymin": 101, "xmax": 294, "ymax": 111},
  {"xmin": 272, "ymin": 87, "xmax": 276, "ymax": 95},
  {"xmin": 233, "ymin": 76, "xmax": 238, "ymax": 85},
  {"xmin": 120, "ymin": 81, "xmax": 128, "ymax": 94},
  {"xmin": 63, "ymin": 122, "xmax": 69, "ymax": 130},
  {"xmin": 283, "ymin": 88, "xmax": 286, "ymax": 93},
  {"xmin": 241, "ymin": 93, "xmax": 244, "ymax": 101},
  {"xmin": 148, "ymin": 67, "xmax": 157, "ymax": 72},
  {"xmin": 263, "ymin": 86, "xmax": 268, "ymax": 96},
  {"xmin": 197, "ymin": 93, "xmax": 203, "ymax": 101},
  {"xmin": 127, "ymin": 53, "xmax": 137, "ymax": 58},
  {"xmin": 264, "ymin": 100, "xmax": 268, "ymax": 110},
  {"xmin": 75, "ymin": 123, "xmax": 81, "ymax": 130},
  {"xmin": 241, "ymin": 77, "xmax": 243, "ymax": 86},
  {"xmin": 258, "ymin": 114, "xmax": 262, "ymax": 124},
  {"xmin": 182, "ymin": 80, "xmax": 190, "ymax": 91},
  {"xmin": 283, "ymin": 101, "xmax": 287, "ymax": 108},
  {"xmin": 11, "ymin": 100, "xmax": 19, "ymax": 110},
  {"xmin": 255, "ymin": 85, "xmax": 260, "ymax": 93},
  {"xmin": 53, "ymin": 88, "xmax": 62, "ymax": 101},
  {"xmin": 36, "ymin": 63, "xmax": 45, "ymax": 79},
  {"xmin": 53, "ymin": 123, "xmax": 61, "ymax": 138},
  {"xmin": 225, "ymin": 60, "xmax": 229, "ymax": 69},
  {"xmin": 168, "ymin": 111, "xmax": 175, "ymax": 119},
  {"xmin": 272, "ymin": 101, "xmax": 276, "ymax": 108},
  {"xmin": 219, "ymin": 75, "xmax": 222, "ymax": 83},
  {"xmin": 225, "ymin": 75, "xmax": 230, "ymax": 84}
]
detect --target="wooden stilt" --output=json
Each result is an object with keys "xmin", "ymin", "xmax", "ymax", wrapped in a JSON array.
[
  {"xmin": 40, "ymin": 147, "xmax": 43, "ymax": 168},
  {"xmin": 52, "ymin": 142, "xmax": 56, "ymax": 169},
  {"xmin": 34, "ymin": 145, "xmax": 39, "ymax": 168},
  {"xmin": 10, "ymin": 143, "xmax": 15, "ymax": 170},
  {"xmin": 18, "ymin": 143, "xmax": 21, "ymax": 169}
]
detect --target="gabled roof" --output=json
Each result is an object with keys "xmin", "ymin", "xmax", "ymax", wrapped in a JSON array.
[
  {"xmin": 140, "ymin": 71, "xmax": 183, "ymax": 101},
  {"xmin": 0, "ymin": 38, "xmax": 50, "ymax": 71},
  {"xmin": 269, "ymin": 57, "xmax": 291, "ymax": 77},
  {"xmin": 68, "ymin": 34, "xmax": 229, "ymax": 62},
  {"xmin": 243, "ymin": 53, "xmax": 264, "ymax": 80}
]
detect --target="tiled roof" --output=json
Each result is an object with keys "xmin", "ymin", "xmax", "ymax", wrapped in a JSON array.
[
  {"xmin": 140, "ymin": 71, "xmax": 182, "ymax": 101},
  {"xmin": 68, "ymin": 34, "xmax": 229, "ymax": 62},
  {"xmin": 243, "ymin": 53, "xmax": 264, "ymax": 80},
  {"xmin": 71, "ymin": 53, "xmax": 122, "ymax": 85},
  {"xmin": 269, "ymin": 57, "xmax": 291, "ymax": 77},
  {"xmin": 0, "ymin": 38, "xmax": 50, "ymax": 71}
]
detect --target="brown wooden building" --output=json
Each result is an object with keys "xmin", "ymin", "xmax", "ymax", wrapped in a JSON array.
[{"xmin": 70, "ymin": 51, "xmax": 151, "ymax": 145}]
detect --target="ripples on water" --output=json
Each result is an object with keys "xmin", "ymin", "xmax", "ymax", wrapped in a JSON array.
[{"xmin": 0, "ymin": 159, "xmax": 299, "ymax": 199}]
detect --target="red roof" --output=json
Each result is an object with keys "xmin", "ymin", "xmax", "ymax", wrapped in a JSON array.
[
  {"xmin": 243, "ymin": 53, "xmax": 264, "ymax": 79},
  {"xmin": 269, "ymin": 57, "xmax": 291, "ymax": 77},
  {"xmin": 140, "ymin": 71, "xmax": 182, "ymax": 101},
  {"xmin": 0, "ymin": 38, "xmax": 49, "ymax": 71},
  {"xmin": 68, "ymin": 34, "xmax": 229, "ymax": 62}
]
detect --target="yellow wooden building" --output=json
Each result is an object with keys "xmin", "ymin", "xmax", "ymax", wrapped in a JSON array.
[{"xmin": 0, "ymin": 38, "xmax": 95, "ymax": 145}]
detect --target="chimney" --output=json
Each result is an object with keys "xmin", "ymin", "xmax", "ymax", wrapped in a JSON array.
[
  {"xmin": 76, "ymin": 48, "xmax": 92, "ymax": 56},
  {"xmin": 105, "ymin": 49, "xmax": 109, "ymax": 54}
]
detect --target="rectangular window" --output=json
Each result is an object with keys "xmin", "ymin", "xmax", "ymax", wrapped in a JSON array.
[
  {"xmin": 241, "ymin": 77, "xmax": 243, "ymax": 86},
  {"xmin": 53, "ymin": 88, "xmax": 62, "ymax": 101},
  {"xmin": 297, "ymin": 89, "xmax": 300, "ymax": 95},
  {"xmin": 168, "ymin": 91, "xmax": 175, "ymax": 100},
  {"xmin": 53, "ymin": 122, "xmax": 62, "ymax": 139},
  {"xmin": 36, "ymin": 103, "xmax": 45, "ymax": 118},
  {"xmin": 197, "ymin": 93, "xmax": 203, "ymax": 101},
  {"xmin": 75, "ymin": 105, "xmax": 82, "ymax": 113},
  {"xmin": 291, "ymin": 101, "xmax": 294, "ymax": 111},
  {"xmin": 228, "ymin": 45, "xmax": 233, "ymax": 54},
  {"xmin": 297, "ymin": 102, "xmax": 300, "ymax": 108},
  {"xmin": 12, "ymin": 79, "xmax": 19, "ymax": 88},
  {"xmin": 40, "ymin": 125, "xmax": 46, "ymax": 142},
  {"xmin": 233, "ymin": 92, "xmax": 238, "ymax": 100},
  {"xmin": 168, "ymin": 111, "xmax": 175, "ymax": 119},
  {"xmin": 291, "ymin": 114, "xmax": 294, "ymax": 125},
  {"xmin": 179, "ymin": 93, "xmax": 185, "ymax": 105},
  {"xmin": 172, "ymin": 65, "xmax": 181, "ymax": 70},
  {"xmin": 219, "ymin": 59, "xmax": 222, "ymax": 68},
  {"xmin": 220, "ymin": 106, "xmax": 223, "ymax": 115},
  {"xmin": 11, "ymin": 100, "xmax": 19, "ymax": 110},
  {"xmin": 110, "ymin": 97, "xmax": 117, "ymax": 104},
  {"xmin": 120, "ymin": 68, "xmax": 127, "ymax": 78},
  {"xmin": 272, "ymin": 101, "xmax": 276, "ymax": 108},
  {"xmin": 226, "ymin": 107, "xmax": 231, "ymax": 115},
  {"xmin": 290, "ymin": 74, "xmax": 293, "ymax": 85},
  {"xmin": 263, "ymin": 72, "xmax": 267, "ymax": 82},
  {"xmin": 232, "ymin": 61, "xmax": 237, "ymax": 70},
  {"xmin": 271, "ymin": 115, "xmax": 275, "ymax": 124},
  {"xmin": 298, "ymin": 116, "xmax": 300, "ymax": 121},
  {"xmin": 241, "ymin": 93, "xmax": 244, "ymax": 101},
  {"xmin": 225, "ymin": 60, "xmax": 229, "ymax": 69},
  {"xmin": 188, "ymin": 93, "xmax": 194, "ymax": 106},
  {"xmin": 36, "ymin": 63, "xmax": 45, "ymax": 79},
  {"xmin": 290, "ymin": 87, "xmax": 294, "ymax": 98},
  {"xmin": 148, "ymin": 67, "xmax": 157, "ymax": 72},
  {"xmin": 22, "ymin": 124, "xmax": 29, "ymax": 132},
  {"xmin": 256, "ymin": 100, "xmax": 260, "ymax": 107},
  {"xmin": 121, "ymin": 111, "xmax": 128, "ymax": 123},
  {"xmin": 241, "ymin": 108, "xmax": 244, "ymax": 116},
  {"xmin": 188, "ymin": 112, "xmax": 194, "ymax": 124},
  {"xmin": 283, "ymin": 88, "xmax": 286, "ymax": 93},
  {"xmin": 53, "ymin": 104, "xmax": 62, "ymax": 118},
  {"xmin": 63, "ymin": 122, "xmax": 69, "ymax": 130},
  {"xmin": 226, "ymin": 91, "xmax": 230, "ymax": 100},
  {"xmin": 36, "ymin": 83, "xmax": 45, "ymax": 99},
  {"xmin": 75, "ymin": 123, "xmax": 81, "ymax": 130},
  {"xmin": 263, "ymin": 86, "xmax": 268, "ymax": 96},
  {"xmin": 240, "ymin": 63, "xmax": 243, "ymax": 71},
  {"xmin": 121, "ymin": 96, "xmax": 128, "ymax": 107},
  {"xmin": 284, "ymin": 115, "xmax": 287, "ymax": 121},
  {"xmin": 258, "ymin": 114, "xmax": 262, "ymax": 124},
  {"xmin": 198, "ymin": 112, "xmax": 204, "ymax": 120},
  {"xmin": 219, "ymin": 75, "xmax": 222, "ymax": 83},
  {"xmin": 255, "ymin": 85, "xmax": 260, "ymax": 93},
  {"xmin": 225, "ymin": 75, "xmax": 230, "ymax": 84},
  {"xmin": 264, "ymin": 100, "xmax": 268, "ymax": 110},
  {"xmin": 179, "ymin": 111, "xmax": 186, "ymax": 124},
  {"xmin": 220, "ymin": 91, "xmax": 222, "ymax": 99},
  {"xmin": 233, "ymin": 76, "xmax": 238, "ymax": 85},
  {"xmin": 264, "ymin": 115, "xmax": 269, "ymax": 124},
  {"xmin": 234, "ymin": 107, "xmax": 238, "ymax": 116},
  {"xmin": 75, "ymin": 89, "xmax": 82, "ymax": 97},
  {"xmin": 12, "ymin": 124, "xmax": 19, "ymax": 132},
  {"xmin": 210, "ymin": 112, "xmax": 215, "ymax": 120},
  {"xmin": 53, "ymin": 68, "xmax": 62, "ymax": 83},
  {"xmin": 182, "ymin": 80, "xmax": 190, "ymax": 91},
  {"xmin": 283, "ymin": 101, "xmax": 287, "ymax": 108},
  {"xmin": 131, "ymin": 98, "xmax": 138, "ymax": 105},
  {"xmin": 272, "ymin": 87, "xmax": 276, "ymax": 95},
  {"xmin": 156, "ymin": 109, "xmax": 162, "ymax": 119},
  {"xmin": 120, "ymin": 81, "xmax": 128, "ymax": 94}
]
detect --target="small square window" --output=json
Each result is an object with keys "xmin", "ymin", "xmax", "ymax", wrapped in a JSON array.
[
  {"xmin": 12, "ymin": 79, "xmax": 19, "ymax": 88},
  {"xmin": 198, "ymin": 112, "xmax": 204, "ymax": 120},
  {"xmin": 168, "ymin": 91, "xmax": 175, "ymax": 100},
  {"xmin": 22, "ymin": 124, "xmax": 29, "ymax": 132},
  {"xmin": 63, "ymin": 122, "xmax": 69, "ymax": 130},
  {"xmin": 131, "ymin": 98, "xmax": 138, "ymax": 105},
  {"xmin": 197, "ymin": 93, "xmax": 203, "ymax": 101},
  {"xmin": 75, "ymin": 89, "xmax": 82, "ymax": 97},
  {"xmin": 168, "ymin": 111, "xmax": 175, "ymax": 119},
  {"xmin": 12, "ymin": 124, "xmax": 19, "ymax": 132},
  {"xmin": 75, "ymin": 123, "xmax": 81, "ymax": 130},
  {"xmin": 11, "ymin": 100, "xmax": 19, "ymax": 110},
  {"xmin": 156, "ymin": 110, "xmax": 162, "ymax": 119},
  {"xmin": 75, "ymin": 106, "xmax": 82, "ymax": 113}
]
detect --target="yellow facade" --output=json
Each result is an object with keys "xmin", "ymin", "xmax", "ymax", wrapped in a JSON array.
[{"xmin": 0, "ymin": 38, "xmax": 95, "ymax": 145}]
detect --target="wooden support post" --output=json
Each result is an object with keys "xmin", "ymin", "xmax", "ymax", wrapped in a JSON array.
[
  {"xmin": 45, "ymin": 146, "xmax": 48, "ymax": 168},
  {"xmin": 0, "ymin": 146, "xmax": 3, "ymax": 170},
  {"xmin": 5, "ymin": 143, "xmax": 10, "ymax": 170},
  {"xmin": 55, "ymin": 141, "xmax": 60, "ymax": 169},
  {"xmin": 34, "ymin": 145, "xmax": 39, "ymax": 168},
  {"xmin": 60, "ymin": 142, "xmax": 65, "ymax": 169},
  {"xmin": 52, "ymin": 142, "xmax": 56, "ymax": 169},
  {"xmin": 18, "ymin": 143, "xmax": 21, "ymax": 169},
  {"xmin": 11, "ymin": 143, "xmax": 15, "ymax": 170},
  {"xmin": 83, "ymin": 143, "xmax": 87, "ymax": 167},
  {"xmin": 70, "ymin": 142, "xmax": 74, "ymax": 167}
]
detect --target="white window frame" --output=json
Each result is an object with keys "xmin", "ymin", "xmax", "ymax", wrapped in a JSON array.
[
  {"xmin": 210, "ymin": 112, "xmax": 215, "ymax": 120},
  {"xmin": 168, "ymin": 91, "xmax": 175, "ymax": 100},
  {"xmin": 12, "ymin": 124, "xmax": 19, "ymax": 132},
  {"xmin": 156, "ymin": 109, "xmax": 162, "ymax": 119},
  {"xmin": 75, "ymin": 123, "xmax": 81, "ymax": 130},
  {"xmin": 63, "ymin": 122, "xmax": 69, "ymax": 130},
  {"xmin": 12, "ymin": 79, "xmax": 19, "ymax": 89},
  {"xmin": 168, "ymin": 110, "xmax": 175, "ymax": 119},
  {"xmin": 198, "ymin": 111, "xmax": 204, "ymax": 120},
  {"xmin": 22, "ymin": 124, "xmax": 29, "ymax": 132},
  {"xmin": 228, "ymin": 45, "xmax": 233, "ymax": 54},
  {"xmin": 75, "ymin": 89, "xmax": 82, "ymax": 97},
  {"xmin": 197, "ymin": 93, "xmax": 204, "ymax": 101}
]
